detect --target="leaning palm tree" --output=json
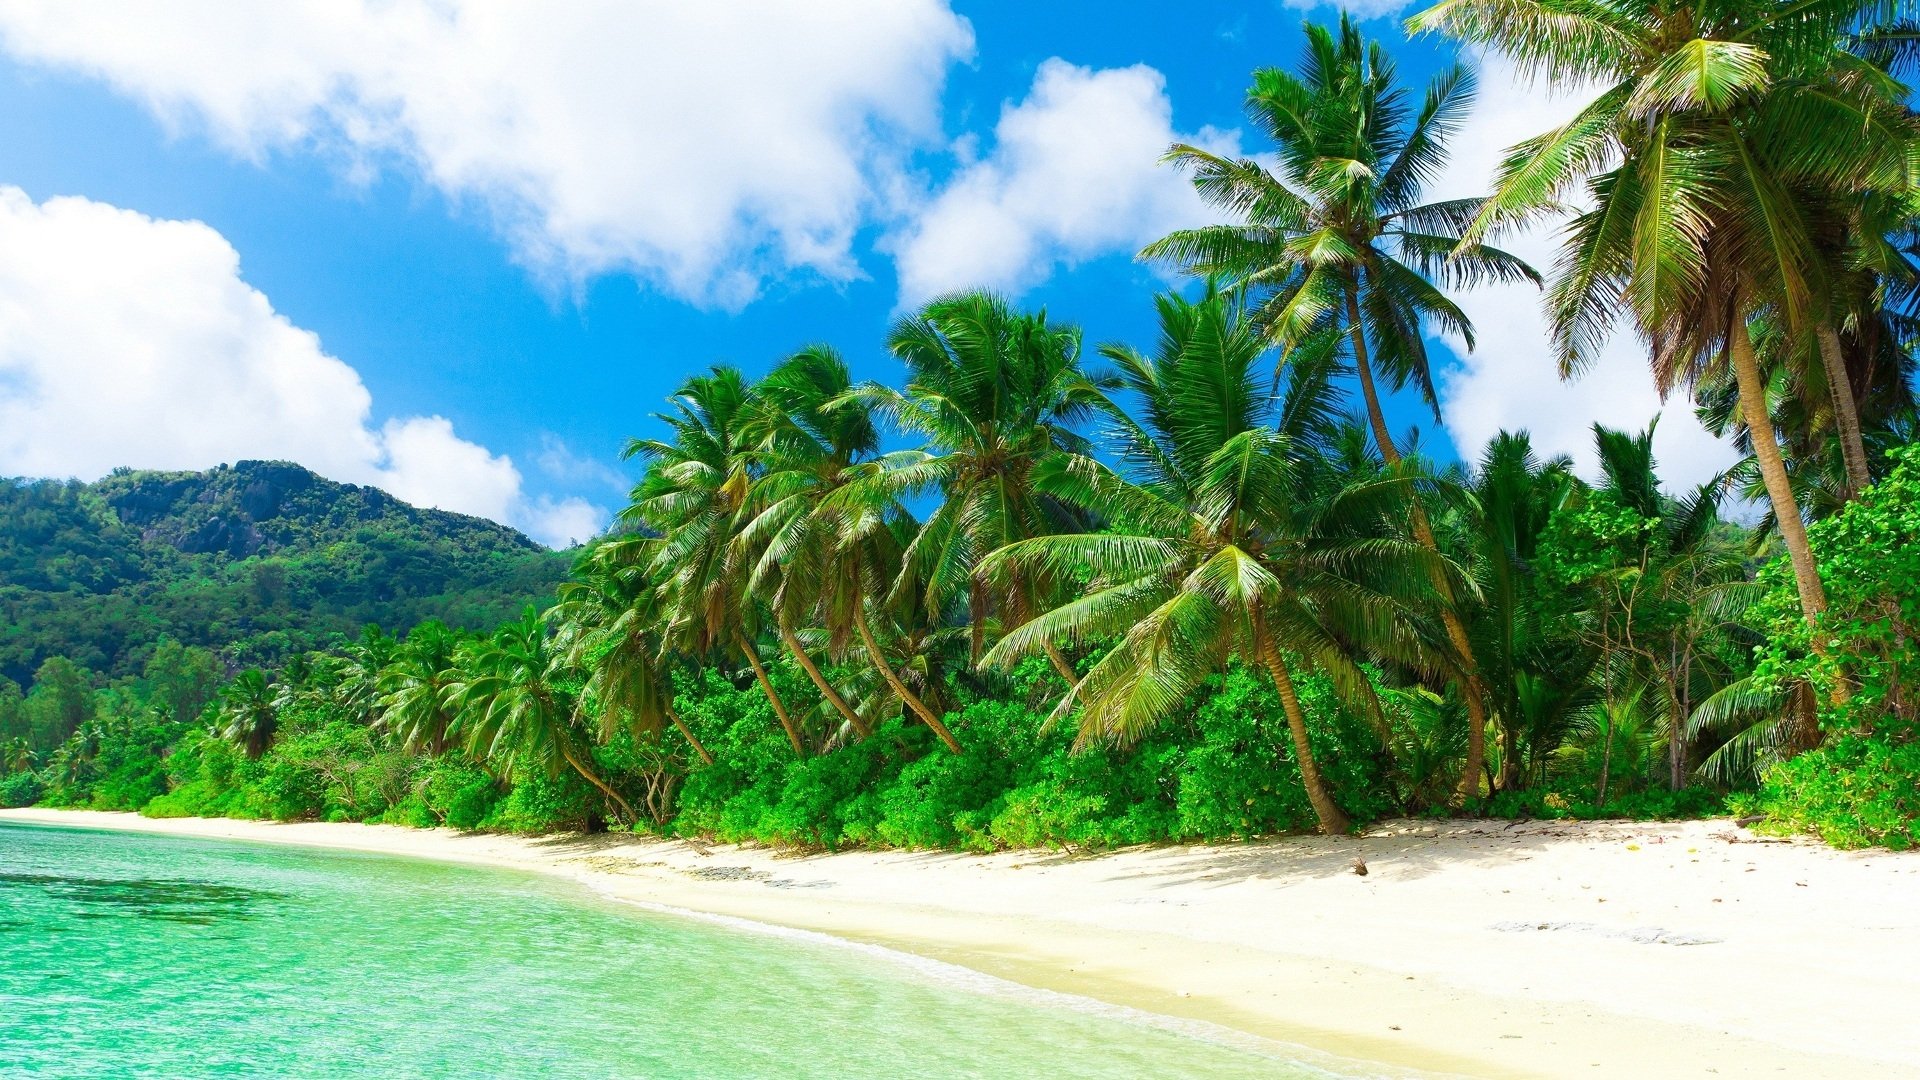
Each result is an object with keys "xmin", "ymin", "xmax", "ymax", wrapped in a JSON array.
[
  {"xmin": 980, "ymin": 291, "xmax": 1445, "ymax": 834},
  {"xmin": 1142, "ymin": 17, "xmax": 1539, "ymax": 802},
  {"xmin": 625, "ymin": 367, "xmax": 806, "ymax": 755},
  {"xmin": 731, "ymin": 345, "xmax": 887, "ymax": 741},
  {"xmin": 552, "ymin": 538, "xmax": 713, "ymax": 765},
  {"xmin": 857, "ymin": 291, "xmax": 1115, "ymax": 678},
  {"xmin": 1409, "ymin": 0, "xmax": 1919, "ymax": 631},
  {"xmin": 217, "ymin": 669, "xmax": 280, "ymax": 761},
  {"xmin": 376, "ymin": 620, "xmax": 462, "ymax": 756},
  {"xmin": 448, "ymin": 609, "xmax": 636, "ymax": 824}
]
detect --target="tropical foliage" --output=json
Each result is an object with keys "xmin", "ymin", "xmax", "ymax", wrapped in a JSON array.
[{"xmin": 4, "ymin": 11, "xmax": 1917, "ymax": 848}]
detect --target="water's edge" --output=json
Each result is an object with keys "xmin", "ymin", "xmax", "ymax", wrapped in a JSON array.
[{"xmin": 0, "ymin": 813, "xmax": 1433, "ymax": 1079}]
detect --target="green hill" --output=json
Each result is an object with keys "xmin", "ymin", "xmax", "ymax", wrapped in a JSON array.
[{"xmin": 0, "ymin": 460, "xmax": 572, "ymax": 686}]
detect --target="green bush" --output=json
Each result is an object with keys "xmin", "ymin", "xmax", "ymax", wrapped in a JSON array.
[
  {"xmin": 0, "ymin": 770, "xmax": 44, "ymax": 808},
  {"xmin": 1751, "ymin": 736, "xmax": 1920, "ymax": 849}
]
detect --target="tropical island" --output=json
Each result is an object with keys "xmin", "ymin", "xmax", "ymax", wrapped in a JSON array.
[{"xmin": 4, "ymin": 3, "xmax": 1919, "ymax": 1078}]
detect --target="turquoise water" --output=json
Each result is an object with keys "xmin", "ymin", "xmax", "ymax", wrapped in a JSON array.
[{"xmin": 0, "ymin": 823, "xmax": 1357, "ymax": 1078}]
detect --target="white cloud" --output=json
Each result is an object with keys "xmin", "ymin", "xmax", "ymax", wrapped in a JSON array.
[
  {"xmin": 535, "ymin": 433, "xmax": 629, "ymax": 493},
  {"xmin": 0, "ymin": 0, "xmax": 974, "ymax": 307},
  {"xmin": 1427, "ymin": 54, "xmax": 1737, "ymax": 490},
  {"xmin": 0, "ymin": 186, "xmax": 601, "ymax": 546},
  {"xmin": 521, "ymin": 496, "xmax": 609, "ymax": 551},
  {"xmin": 889, "ymin": 58, "xmax": 1239, "ymax": 303}
]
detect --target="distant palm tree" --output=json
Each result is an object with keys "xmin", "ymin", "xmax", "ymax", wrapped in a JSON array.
[
  {"xmin": 449, "ymin": 609, "xmax": 636, "ymax": 824},
  {"xmin": 981, "ymin": 291, "xmax": 1444, "ymax": 833},
  {"xmin": 2, "ymin": 736, "xmax": 35, "ymax": 775},
  {"xmin": 218, "ymin": 669, "xmax": 280, "ymax": 760},
  {"xmin": 1143, "ymin": 17, "xmax": 1539, "ymax": 802},
  {"xmin": 552, "ymin": 539, "xmax": 713, "ymax": 765},
  {"xmin": 376, "ymin": 620, "xmax": 462, "ymax": 756}
]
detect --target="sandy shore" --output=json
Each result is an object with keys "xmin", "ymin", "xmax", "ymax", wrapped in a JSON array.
[{"xmin": 5, "ymin": 809, "xmax": 1916, "ymax": 1079}]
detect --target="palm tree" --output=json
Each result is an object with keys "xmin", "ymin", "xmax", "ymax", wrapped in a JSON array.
[
  {"xmin": 552, "ymin": 538, "xmax": 713, "ymax": 765},
  {"xmin": 448, "ymin": 608, "xmax": 636, "ymax": 824},
  {"xmin": 626, "ymin": 367, "xmax": 805, "ymax": 756},
  {"xmin": 980, "ymin": 291, "xmax": 1445, "ymax": 834},
  {"xmin": 732, "ymin": 345, "xmax": 885, "ymax": 741},
  {"xmin": 217, "ymin": 669, "xmax": 280, "ymax": 760},
  {"xmin": 376, "ymin": 620, "xmax": 462, "ymax": 756},
  {"xmin": 336, "ymin": 625, "xmax": 398, "ymax": 723},
  {"xmin": 816, "ymin": 473, "xmax": 967, "ymax": 752},
  {"xmin": 1443, "ymin": 431, "xmax": 1585, "ymax": 792},
  {"xmin": 860, "ymin": 290, "xmax": 1114, "ymax": 679},
  {"xmin": 2, "ymin": 736, "xmax": 35, "ymax": 775},
  {"xmin": 1409, "ymin": 0, "xmax": 1919, "ymax": 630},
  {"xmin": 1143, "ymin": 17, "xmax": 1539, "ymax": 802}
]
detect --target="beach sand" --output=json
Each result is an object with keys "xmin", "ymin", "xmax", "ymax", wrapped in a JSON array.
[{"xmin": 5, "ymin": 808, "xmax": 1915, "ymax": 1079}]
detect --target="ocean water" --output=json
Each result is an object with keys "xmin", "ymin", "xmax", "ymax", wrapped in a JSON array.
[{"xmin": 0, "ymin": 822, "xmax": 1363, "ymax": 1079}]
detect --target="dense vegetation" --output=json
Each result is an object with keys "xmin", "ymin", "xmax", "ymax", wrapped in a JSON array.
[
  {"xmin": 5, "ymin": 5, "xmax": 1916, "ymax": 850},
  {"xmin": 0, "ymin": 459, "xmax": 571, "ymax": 685}
]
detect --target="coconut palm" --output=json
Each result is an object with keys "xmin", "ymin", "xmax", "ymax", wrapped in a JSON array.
[
  {"xmin": 980, "ymin": 291, "xmax": 1446, "ymax": 834},
  {"xmin": 732, "ymin": 345, "xmax": 887, "ymax": 742},
  {"xmin": 217, "ymin": 669, "xmax": 280, "ymax": 760},
  {"xmin": 2, "ymin": 736, "xmax": 35, "ymax": 774},
  {"xmin": 376, "ymin": 620, "xmax": 462, "ymax": 756},
  {"xmin": 1409, "ymin": 0, "xmax": 1920, "ymax": 628},
  {"xmin": 552, "ymin": 538, "xmax": 713, "ymax": 765},
  {"xmin": 448, "ymin": 608, "xmax": 636, "ymax": 824},
  {"xmin": 625, "ymin": 367, "xmax": 805, "ymax": 756},
  {"xmin": 859, "ymin": 291, "xmax": 1115, "ymax": 678},
  {"xmin": 1142, "ymin": 16, "xmax": 1540, "ymax": 802}
]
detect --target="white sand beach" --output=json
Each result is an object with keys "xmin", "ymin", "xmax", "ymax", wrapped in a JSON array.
[{"xmin": 6, "ymin": 808, "xmax": 1915, "ymax": 1079}]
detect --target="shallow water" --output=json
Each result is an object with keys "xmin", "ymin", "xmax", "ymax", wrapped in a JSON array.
[{"xmin": 0, "ymin": 822, "xmax": 1363, "ymax": 1078}]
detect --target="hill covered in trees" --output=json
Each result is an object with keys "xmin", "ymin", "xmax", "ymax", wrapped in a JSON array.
[{"xmin": 0, "ymin": 460, "xmax": 572, "ymax": 686}]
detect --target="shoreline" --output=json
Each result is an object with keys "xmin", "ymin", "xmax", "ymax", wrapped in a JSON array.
[{"xmin": 5, "ymin": 809, "xmax": 1917, "ymax": 1078}]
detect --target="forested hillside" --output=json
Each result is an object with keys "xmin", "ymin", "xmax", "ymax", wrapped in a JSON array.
[{"xmin": 0, "ymin": 460, "xmax": 571, "ymax": 686}]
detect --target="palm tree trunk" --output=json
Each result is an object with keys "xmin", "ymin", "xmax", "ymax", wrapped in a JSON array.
[
  {"xmin": 734, "ymin": 630, "xmax": 806, "ymax": 756},
  {"xmin": 664, "ymin": 705, "xmax": 713, "ymax": 766},
  {"xmin": 561, "ymin": 743, "xmax": 637, "ymax": 825},
  {"xmin": 1345, "ymin": 290, "xmax": 1493, "ymax": 807},
  {"xmin": 853, "ymin": 605, "xmax": 962, "ymax": 754},
  {"xmin": 1731, "ymin": 320, "xmax": 1829, "ymax": 622},
  {"xmin": 1044, "ymin": 642, "xmax": 1078, "ymax": 687},
  {"xmin": 1257, "ymin": 628, "xmax": 1352, "ymax": 835},
  {"xmin": 1816, "ymin": 324, "xmax": 1872, "ymax": 497},
  {"xmin": 780, "ymin": 619, "xmax": 871, "ymax": 738}
]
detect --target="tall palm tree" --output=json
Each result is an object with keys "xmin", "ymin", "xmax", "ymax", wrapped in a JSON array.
[
  {"xmin": 376, "ymin": 620, "xmax": 462, "ymax": 756},
  {"xmin": 217, "ymin": 669, "xmax": 280, "ymax": 761},
  {"xmin": 449, "ymin": 608, "xmax": 636, "ymax": 824},
  {"xmin": 859, "ymin": 291, "xmax": 1115, "ymax": 679},
  {"xmin": 1143, "ymin": 17, "xmax": 1539, "ymax": 802},
  {"xmin": 1409, "ymin": 0, "xmax": 1919, "ymax": 631},
  {"xmin": 626, "ymin": 367, "xmax": 805, "ymax": 756},
  {"xmin": 732, "ymin": 345, "xmax": 885, "ymax": 741},
  {"xmin": 552, "ymin": 538, "xmax": 713, "ymax": 766},
  {"xmin": 980, "ymin": 291, "xmax": 1444, "ymax": 834}
]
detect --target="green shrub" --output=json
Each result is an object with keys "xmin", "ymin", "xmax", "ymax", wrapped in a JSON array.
[
  {"xmin": 0, "ymin": 770, "xmax": 45, "ymax": 808},
  {"xmin": 1751, "ymin": 736, "xmax": 1920, "ymax": 849}
]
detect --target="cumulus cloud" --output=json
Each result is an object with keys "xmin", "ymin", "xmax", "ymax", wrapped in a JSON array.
[
  {"xmin": 1426, "ymin": 55, "xmax": 1737, "ymax": 490},
  {"xmin": 0, "ymin": 187, "xmax": 600, "ymax": 547},
  {"xmin": 0, "ymin": 0, "xmax": 974, "ymax": 307},
  {"xmin": 889, "ymin": 59, "xmax": 1238, "ymax": 303}
]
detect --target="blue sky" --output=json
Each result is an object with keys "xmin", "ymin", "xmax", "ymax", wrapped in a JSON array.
[{"xmin": 0, "ymin": 1, "xmax": 1730, "ymax": 546}]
